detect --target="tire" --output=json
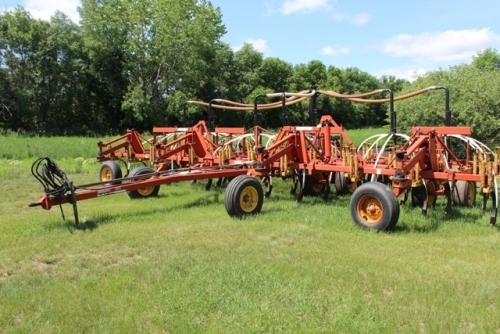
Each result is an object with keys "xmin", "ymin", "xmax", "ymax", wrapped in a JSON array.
[
  {"xmin": 350, "ymin": 182, "xmax": 400, "ymax": 231},
  {"xmin": 99, "ymin": 161, "xmax": 122, "ymax": 184},
  {"xmin": 452, "ymin": 181, "xmax": 476, "ymax": 207},
  {"xmin": 335, "ymin": 172, "xmax": 349, "ymax": 195},
  {"xmin": 303, "ymin": 173, "xmax": 326, "ymax": 196},
  {"xmin": 411, "ymin": 185, "xmax": 427, "ymax": 207},
  {"xmin": 335, "ymin": 172, "xmax": 358, "ymax": 195},
  {"xmin": 127, "ymin": 167, "xmax": 160, "ymax": 199},
  {"xmin": 224, "ymin": 175, "xmax": 264, "ymax": 217}
]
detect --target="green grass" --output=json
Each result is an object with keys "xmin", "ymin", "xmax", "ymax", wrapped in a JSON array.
[
  {"xmin": 1, "ymin": 133, "xmax": 500, "ymax": 333},
  {"xmin": 346, "ymin": 127, "xmax": 391, "ymax": 146}
]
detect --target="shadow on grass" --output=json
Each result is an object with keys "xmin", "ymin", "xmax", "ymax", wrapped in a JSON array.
[
  {"xmin": 394, "ymin": 201, "xmax": 493, "ymax": 233},
  {"xmin": 63, "ymin": 191, "xmax": 222, "ymax": 232},
  {"xmin": 57, "ymin": 181, "xmax": 499, "ymax": 235}
]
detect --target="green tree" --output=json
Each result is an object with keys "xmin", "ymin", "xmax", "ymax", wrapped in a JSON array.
[
  {"xmin": 378, "ymin": 75, "xmax": 410, "ymax": 94},
  {"xmin": 0, "ymin": 8, "xmax": 45, "ymax": 132},
  {"xmin": 290, "ymin": 60, "xmax": 327, "ymax": 91},
  {"xmin": 79, "ymin": 0, "xmax": 226, "ymax": 131},
  {"xmin": 321, "ymin": 66, "xmax": 385, "ymax": 128},
  {"xmin": 396, "ymin": 64, "xmax": 500, "ymax": 146},
  {"xmin": 472, "ymin": 48, "xmax": 500, "ymax": 71},
  {"xmin": 234, "ymin": 43, "xmax": 263, "ymax": 100}
]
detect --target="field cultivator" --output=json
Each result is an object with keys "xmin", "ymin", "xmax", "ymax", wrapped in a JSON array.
[
  {"xmin": 95, "ymin": 91, "xmax": 315, "ymax": 183},
  {"xmin": 29, "ymin": 87, "xmax": 499, "ymax": 231}
]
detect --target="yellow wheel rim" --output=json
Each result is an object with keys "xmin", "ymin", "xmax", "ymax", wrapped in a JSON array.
[
  {"xmin": 100, "ymin": 167, "xmax": 113, "ymax": 182},
  {"xmin": 311, "ymin": 173, "xmax": 325, "ymax": 193},
  {"xmin": 467, "ymin": 182, "xmax": 476, "ymax": 205},
  {"xmin": 427, "ymin": 180, "xmax": 436, "ymax": 206},
  {"xmin": 137, "ymin": 186, "xmax": 155, "ymax": 196},
  {"xmin": 239, "ymin": 186, "xmax": 259, "ymax": 213},
  {"xmin": 357, "ymin": 194, "xmax": 383, "ymax": 225}
]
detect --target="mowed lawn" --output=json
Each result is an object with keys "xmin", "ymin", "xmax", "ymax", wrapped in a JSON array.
[{"xmin": 1, "ymin": 132, "xmax": 500, "ymax": 333}]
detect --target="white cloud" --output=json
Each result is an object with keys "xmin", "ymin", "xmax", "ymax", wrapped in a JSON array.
[
  {"xmin": 233, "ymin": 38, "xmax": 270, "ymax": 55},
  {"xmin": 320, "ymin": 46, "xmax": 351, "ymax": 56},
  {"xmin": 332, "ymin": 11, "xmax": 349, "ymax": 21},
  {"xmin": 375, "ymin": 67, "xmax": 429, "ymax": 82},
  {"xmin": 278, "ymin": 0, "xmax": 331, "ymax": 15},
  {"xmin": 352, "ymin": 13, "xmax": 370, "ymax": 26},
  {"xmin": 382, "ymin": 28, "xmax": 500, "ymax": 62},
  {"xmin": 19, "ymin": 0, "xmax": 80, "ymax": 22},
  {"xmin": 331, "ymin": 11, "xmax": 371, "ymax": 25}
]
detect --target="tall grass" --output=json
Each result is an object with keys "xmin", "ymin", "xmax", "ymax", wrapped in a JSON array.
[
  {"xmin": 1, "ymin": 132, "xmax": 500, "ymax": 333},
  {"xmin": 0, "ymin": 127, "xmax": 387, "ymax": 160}
]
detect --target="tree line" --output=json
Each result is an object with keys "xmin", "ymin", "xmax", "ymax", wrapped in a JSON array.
[{"xmin": 1, "ymin": 1, "xmax": 499, "ymax": 145}]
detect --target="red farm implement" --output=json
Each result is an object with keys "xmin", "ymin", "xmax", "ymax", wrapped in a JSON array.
[
  {"xmin": 29, "ymin": 87, "xmax": 499, "ymax": 230},
  {"xmin": 95, "ymin": 91, "xmax": 313, "ymax": 182}
]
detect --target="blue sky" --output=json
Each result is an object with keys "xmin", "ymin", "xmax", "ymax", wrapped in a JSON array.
[{"xmin": 3, "ymin": 0, "xmax": 500, "ymax": 80}]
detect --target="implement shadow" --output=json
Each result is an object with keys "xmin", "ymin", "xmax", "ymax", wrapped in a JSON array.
[
  {"xmin": 65, "ymin": 191, "xmax": 222, "ymax": 232},
  {"xmin": 393, "ymin": 202, "xmax": 493, "ymax": 233}
]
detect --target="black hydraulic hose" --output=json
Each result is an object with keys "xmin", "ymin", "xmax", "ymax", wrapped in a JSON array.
[
  {"xmin": 254, "ymin": 94, "xmax": 266, "ymax": 127},
  {"xmin": 444, "ymin": 87, "xmax": 451, "ymax": 126},
  {"xmin": 182, "ymin": 104, "xmax": 187, "ymax": 127},
  {"xmin": 31, "ymin": 157, "xmax": 70, "ymax": 198},
  {"xmin": 387, "ymin": 89, "xmax": 395, "ymax": 136},
  {"xmin": 309, "ymin": 91, "xmax": 318, "ymax": 126},
  {"xmin": 281, "ymin": 92, "xmax": 287, "ymax": 126},
  {"xmin": 431, "ymin": 86, "xmax": 451, "ymax": 126},
  {"xmin": 208, "ymin": 99, "xmax": 218, "ymax": 132},
  {"xmin": 254, "ymin": 94, "xmax": 266, "ymax": 146}
]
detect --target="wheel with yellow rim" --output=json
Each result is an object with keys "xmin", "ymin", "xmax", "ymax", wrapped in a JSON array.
[
  {"xmin": 225, "ymin": 175, "xmax": 264, "ymax": 217},
  {"xmin": 335, "ymin": 172, "xmax": 358, "ymax": 195},
  {"xmin": 350, "ymin": 182, "xmax": 400, "ymax": 230},
  {"xmin": 304, "ymin": 173, "xmax": 327, "ymax": 196},
  {"xmin": 452, "ymin": 180, "xmax": 476, "ymax": 206},
  {"xmin": 127, "ymin": 167, "xmax": 160, "ymax": 199},
  {"xmin": 99, "ymin": 161, "xmax": 122, "ymax": 184}
]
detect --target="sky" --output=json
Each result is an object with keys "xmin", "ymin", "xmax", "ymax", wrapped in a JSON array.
[{"xmin": 2, "ymin": 0, "xmax": 500, "ymax": 81}]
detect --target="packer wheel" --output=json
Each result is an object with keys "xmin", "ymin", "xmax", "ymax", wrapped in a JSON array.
[
  {"xmin": 335, "ymin": 172, "xmax": 358, "ymax": 195},
  {"xmin": 304, "ymin": 173, "xmax": 327, "ymax": 196},
  {"xmin": 453, "ymin": 181, "xmax": 476, "ymax": 207}
]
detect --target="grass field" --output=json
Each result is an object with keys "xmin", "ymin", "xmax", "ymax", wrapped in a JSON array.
[{"xmin": 1, "ymin": 131, "xmax": 500, "ymax": 333}]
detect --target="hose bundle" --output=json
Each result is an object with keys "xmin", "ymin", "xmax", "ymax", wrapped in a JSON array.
[{"xmin": 31, "ymin": 157, "xmax": 70, "ymax": 198}]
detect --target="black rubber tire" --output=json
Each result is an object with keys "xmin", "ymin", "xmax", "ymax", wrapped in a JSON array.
[
  {"xmin": 335, "ymin": 172, "xmax": 349, "ymax": 195},
  {"xmin": 99, "ymin": 161, "xmax": 122, "ymax": 184},
  {"xmin": 386, "ymin": 184, "xmax": 401, "ymax": 230},
  {"xmin": 350, "ymin": 182, "xmax": 400, "ymax": 231},
  {"xmin": 224, "ymin": 175, "xmax": 264, "ymax": 217},
  {"xmin": 303, "ymin": 173, "xmax": 326, "ymax": 196},
  {"xmin": 127, "ymin": 167, "xmax": 160, "ymax": 199},
  {"xmin": 452, "ymin": 181, "xmax": 476, "ymax": 207},
  {"xmin": 411, "ymin": 185, "xmax": 427, "ymax": 207},
  {"xmin": 262, "ymin": 176, "xmax": 273, "ymax": 198},
  {"xmin": 335, "ymin": 172, "xmax": 358, "ymax": 195}
]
